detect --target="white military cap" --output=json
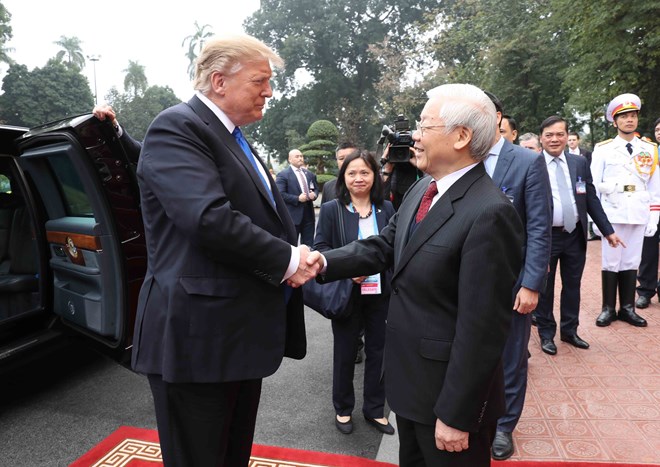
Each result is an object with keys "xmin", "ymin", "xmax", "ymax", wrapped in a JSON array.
[{"xmin": 606, "ymin": 93, "xmax": 641, "ymax": 122}]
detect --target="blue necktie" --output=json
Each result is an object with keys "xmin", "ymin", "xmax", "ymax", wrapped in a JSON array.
[
  {"xmin": 232, "ymin": 127, "xmax": 275, "ymax": 205},
  {"xmin": 553, "ymin": 158, "xmax": 576, "ymax": 233}
]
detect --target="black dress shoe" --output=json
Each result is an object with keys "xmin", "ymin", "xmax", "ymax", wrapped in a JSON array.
[
  {"xmin": 355, "ymin": 349, "xmax": 363, "ymax": 364},
  {"xmin": 491, "ymin": 431, "xmax": 514, "ymax": 460},
  {"xmin": 618, "ymin": 307, "xmax": 648, "ymax": 327},
  {"xmin": 540, "ymin": 338, "xmax": 557, "ymax": 355},
  {"xmin": 363, "ymin": 416, "xmax": 395, "ymax": 435},
  {"xmin": 636, "ymin": 295, "xmax": 651, "ymax": 309},
  {"xmin": 596, "ymin": 308, "xmax": 617, "ymax": 327},
  {"xmin": 560, "ymin": 334, "xmax": 590, "ymax": 349},
  {"xmin": 335, "ymin": 416, "xmax": 353, "ymax": 434},
  {"xmin": 531, "ymin": 313, "xmax": 538, "ymax": 327}
]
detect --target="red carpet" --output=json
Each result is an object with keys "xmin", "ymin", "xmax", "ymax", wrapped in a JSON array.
[
  {"xmin": 70, "ymin": 426, "xmax": 660, "ymax": 466},
  {"xmin": 70, "ymin": 426, "xmax": 396, "ymax": 466}
]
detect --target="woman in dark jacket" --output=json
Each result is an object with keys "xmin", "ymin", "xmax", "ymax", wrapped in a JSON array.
[{"xmin": 314, "ymin": 150, "xmax": 396, "ymax": 436}]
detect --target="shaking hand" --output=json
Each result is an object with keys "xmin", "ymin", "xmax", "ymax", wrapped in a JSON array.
[{"xmin": 287, "ymin": 246, "xmax": 324, "ymax": 287}]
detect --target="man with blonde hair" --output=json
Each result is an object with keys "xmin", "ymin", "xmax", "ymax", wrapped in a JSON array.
[{"xmin": 132, "ymin": 34, "xmax": 317, "ymax": 466}]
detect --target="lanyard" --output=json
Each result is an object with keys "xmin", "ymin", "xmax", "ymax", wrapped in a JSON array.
[{"xmin": 348, "ymin": 202, "xmax": 379, "ymax": 239}]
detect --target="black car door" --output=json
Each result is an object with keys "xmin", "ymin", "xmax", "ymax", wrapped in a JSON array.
[{"xmin": 2, "ymin": 115, "xmax": 146, "ymax": 351}]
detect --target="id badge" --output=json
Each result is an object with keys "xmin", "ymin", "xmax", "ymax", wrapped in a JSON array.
[
  {"xmin": 576, "ymin": 178, "xmax": 586, "ymax": 195},
  {"xmin": 361, "ymin": 273, "xmax": 382, "ymax": 295}
]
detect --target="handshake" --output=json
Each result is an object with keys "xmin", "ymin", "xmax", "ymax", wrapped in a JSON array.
[{"xmin": 287, "ymin": 245, "xmax": 325, "ymax": 288}]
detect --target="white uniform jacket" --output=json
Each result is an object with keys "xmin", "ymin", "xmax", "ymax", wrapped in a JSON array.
[{"xmin": 591, "ymin": 136, "xmax": 660, "ymax": 225}]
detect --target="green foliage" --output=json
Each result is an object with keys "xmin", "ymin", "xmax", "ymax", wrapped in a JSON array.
[
  {"xmin": 0, "ymin": 2, "xmax": 13, "ymax": 65},
  {"xmin": 123, "ymin": 60, "xmax": 148, "ymax": 98},
  {"xmin": 306, "ymin": 120, "xmax": 338, "ymax": 140},
  {"xmin": 245, "ymin": 0, "xmax": 430, "ymax": 154},
  {"xmin": 298, "ymin": 119, "xmax": 338, "ymax": 174},
  {"xmin": 0, "ymin": 60, "xmax": 94, "ymax": 126},
  {"xmin": 551, "ymin": 0, "xmax": 660, "ymax": 143},
  {"xmin": 301, "ymin": 139, "xmax": 336, "ymax": 150},
  {"xmin": 316, "ymin": 173, "xmax": 336, "ymax": 188},
  {"xmin": 425, "ymin": 0, "xmax": 660, "ymax": 147},
  {"xmin": 182, "ymin": 21, "xmax": 213, "ymax": 80},
  {"xmin": 53, "ymin": 35, "xmax": 85, "ymax": 69},
  {"xmin": 106, "ymin": 85, "xmax": 181, "ymax": 141}
]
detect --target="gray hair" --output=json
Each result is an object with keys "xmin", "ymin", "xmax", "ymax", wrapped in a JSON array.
[
  {"xmin": 519, "ymin": 132, "xmax": 541, "ymax": 149},
  {"xmin": 426, "ymin": 84, "xmax": 497, "ymax": 161},
  {"xmin": 193, "ymin": 34, "xmax": 284, "ymax": 94}
]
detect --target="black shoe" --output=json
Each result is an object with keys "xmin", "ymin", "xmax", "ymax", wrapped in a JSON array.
[
  {"xmin": 335, "ymin": 415, "xmax": 353, "ymax": 434},
  {"xmin": 531, "ymin": 314, "xmax": 538, "ymax": 327},
  {"xmin": 541, "ymin": 338, "xmax": 557, "ymax": 355},
  {"xmin": 354, "ymin": 349, "xmax": 363, "ymax": 364},
  {"xmin": 588, "ymin": 234, "xmax": 601, "ymax": 241},
  {"xmin": 364, "ymin": 416, "xmax": 395, "ymax": 435},
  {"xmin": 618, "ymin": 307, "xmax": 648, "ymax": 327},
  {"xmin": 491, "ymin": 431, "xmax": 514, "ymax": 460},
  {"xmin": 596, "ymin": 308, "xmax": 617, "ymax": 327},
  {"xmin": 560, "ymin": 334, "xmax": 590, "ymax": 349},
  {"xmin": 636, "ymin": 296, "xmax": 651, "ymax": 309}
]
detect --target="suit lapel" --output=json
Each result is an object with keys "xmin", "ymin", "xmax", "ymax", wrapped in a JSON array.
[
  {"xmin": 394, "ymin": 165, "xmax": 484, "ymax": 278},
  {"xmin": 491, "ymin": 142, "xmax": 515, "ymax": 187},
  {"xmin": 187, "ymin": 96, "xmax": 280, "ymax": 215}
]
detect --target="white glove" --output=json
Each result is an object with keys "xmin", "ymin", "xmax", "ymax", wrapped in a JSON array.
[{"xmin": 645, "ymin": 212, "xmax": 660, "ymax": 237}]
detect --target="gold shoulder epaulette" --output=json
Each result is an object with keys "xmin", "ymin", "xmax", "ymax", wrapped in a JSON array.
[{"xmin": 595, "ymin": 138, "xmax": 613, "ymax": 147}]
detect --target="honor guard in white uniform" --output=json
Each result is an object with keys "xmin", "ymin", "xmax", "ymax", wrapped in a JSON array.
[{"xmin": 592, "ymin": 93, "xmax": 660, "ymax": 328}]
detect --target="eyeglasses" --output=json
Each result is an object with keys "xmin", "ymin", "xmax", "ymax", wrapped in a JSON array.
[{"xmin": 415, "ymin": 121, "xmax": 446, "ymax": 136}]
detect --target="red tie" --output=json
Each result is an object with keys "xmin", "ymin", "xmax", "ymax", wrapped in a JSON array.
[{"xmin": 415, "ymin": 181, "xmax": 438, "ymax": 223}]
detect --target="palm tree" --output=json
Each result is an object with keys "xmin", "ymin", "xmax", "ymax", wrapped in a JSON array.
[
  {"xmin": 53, "ymin": 35, "xmax": 85, "ymax": 69},
  {"xmin": 182, "ymin": 21, "xmax": 213, "ymax": 80},
  {"xmin": 123, "ymin": 60, "xmax": 148, "ymax": 98},
  {"xmin": 0, "ymin": 4, "xmax": 14, "ymax": 65}
]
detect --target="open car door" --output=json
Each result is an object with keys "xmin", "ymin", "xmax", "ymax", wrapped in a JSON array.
[{"xmin": 0, "ymin": 115, "xmax": 146, "ymax": 358}]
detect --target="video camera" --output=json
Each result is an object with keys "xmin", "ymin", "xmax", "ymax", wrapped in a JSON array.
[{"xmin": 378, "ymin": 115, "xmax": 414, "ymax": 163}]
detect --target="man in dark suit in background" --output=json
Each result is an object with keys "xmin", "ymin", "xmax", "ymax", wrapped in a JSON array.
[
  {"xmin": 500, "ymin": 115, "xmax": 518, "ymax": 143},
  {"xmin": 322, "ymin": 141, "xmax": 358, "ymax": 204},
  {"xmin": 567, "ymin": 131, "xmax": 592, "ymax": 164},
  {"xmin": 483, "ymin": 93, "xmax": 552, "ymax": 461},
  {"xmin": 535, "ymin": 116, "xmax": 623, "ymax": 356},
  {"xmin": 131, "ymin": 34, "xmax": 318, "ymax": 467},
  {"xmin": 276, "ymin": 148, "xmax": 318, "ymax": 245},
  {"xmin": 307, "ymin": 83, "xmax": 524, "ymax": 466}
]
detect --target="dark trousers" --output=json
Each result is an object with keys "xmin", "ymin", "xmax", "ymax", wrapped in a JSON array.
[
  {"xmin": 397, "ymin": 414, "xmax": 496, "ymax": 466},
  {"xmin": 148, "ymin": 374, "xmax": 262, "ymax": 467},
  {"xmin": 536, "ymin": 228, "xmax": 586, "ymax": 341},
  {"xmin": 637, "ymin": 226, "xmax": 660, "ymax": 298},
  {"xmin": 497, "ymin": 309, "xmax": 531, "ymax": 432},
  {"xmin": 296, "ymin": 204, "xmax": 316, "ymax": 246},
  {"xmin": 331, "ymin": 293, "xmax": 387, "ymax": 418}
]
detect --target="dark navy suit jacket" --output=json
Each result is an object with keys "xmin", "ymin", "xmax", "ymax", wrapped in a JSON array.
[
  {"xmin": 276, "ymin": 166, "xmax": 318, "ymax": 225},
  {"xmin": 131, "ymin": 95, "xmax": 306, "ymax": 383},
  {"xmin": 491, "ymin": 140, "xmax": 552, "ymax": 293}
]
